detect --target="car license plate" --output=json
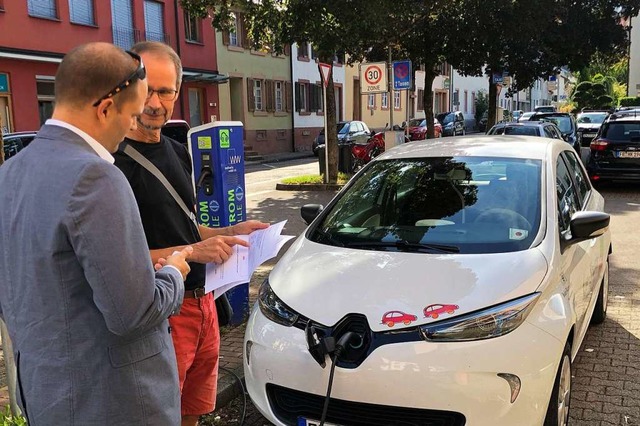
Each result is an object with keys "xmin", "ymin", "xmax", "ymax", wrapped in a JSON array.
[
  {"xmin": 583, "ymin": 133, "xmax": 597, "ymax": 138},
  {"xmin": 617, "ymin": 151, "xmax": 640, "ymax": 158},
  {"xmin": 298, "ymin": 417, "xmax": 342, "ymax": 426}
]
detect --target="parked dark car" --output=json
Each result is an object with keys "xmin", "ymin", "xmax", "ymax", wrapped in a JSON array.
[
  {"xmin": 312, "ymin": 120, "xmax": 371, "ymax": 156},
  {"xmin": 534, "ymin": 105, "xmax": 556, "ymax": 113},
  {"xmin": 576, "ymin": 110, "xmax": 609, "ymax": 148},
  {"xmin": 161, "ymin": 119, "xmax": 190, "ymax": 146},
  {"xmin": 2, "ymin": 131, "xmax": 37, "ymax": 160},
  {"xmin": 587, "ymin": 110, "xmax": 640, "ymax": 182},
  {"xmin": 436, "ymin": 111, "xmax": 465, "ymax": 136},
  {"xmin": 527, "ymin": 112, "xmax": 579, "ymax": 152},
  {"xmin": 487, "ymin": 121, "xmax": 564, "ymax": 139}
]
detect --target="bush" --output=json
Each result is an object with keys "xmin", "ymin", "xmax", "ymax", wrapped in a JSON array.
[
  {"xmin": 618, "ymin": 96, "xmax": 640, "ymax": 107},
  {"xmin": 0, "ymin": 406, "xmax": 26, "ymax": 426}
]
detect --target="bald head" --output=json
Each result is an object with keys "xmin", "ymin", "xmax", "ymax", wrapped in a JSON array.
[{"xmin": 55, "ymin": 42, "xmax": 143, "ymax": 109}]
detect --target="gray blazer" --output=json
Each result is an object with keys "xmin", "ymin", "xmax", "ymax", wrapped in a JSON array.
[{"xmin": 0, "ymin": 125, "xmax": 184, "ymax": 425}]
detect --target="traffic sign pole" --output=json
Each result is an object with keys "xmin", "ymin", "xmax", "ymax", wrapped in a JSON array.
[
  {"xmin": 319, "ymin": 63, "xmax": 332, "ymax": 183},
  {"xmin": 388, "ymin": 47, "xmax": 393, "ymax": 129}
]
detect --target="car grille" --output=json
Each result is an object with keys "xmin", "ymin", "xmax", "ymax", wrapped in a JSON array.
[{"xmin": 267, "ymin": 384, "xmax": 466, "ymax": 426}]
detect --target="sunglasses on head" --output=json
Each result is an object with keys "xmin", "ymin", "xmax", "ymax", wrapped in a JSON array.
[{"xmin": 92, "ymin": 51, "xmax": 146, "ymax": 107}]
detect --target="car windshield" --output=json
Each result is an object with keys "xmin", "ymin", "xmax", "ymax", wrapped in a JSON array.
[
  {"xmin": 320, "ymin": 123, "xmax": 350, "ymax": 135},
  {"xmin": 409, "ymin": 119, "xmax": 427, "ymax": 127},
  {"xmin": 577, "ymin": 113, "xmax": 607, "ymax": 124},
  {"xmin": 437, "ymin": 113, "xmax": 453, "ymax": 124},
  {"xmin": 601, "ymin": 122, "xmax": 640, "ymax": 141},
  {"xmin": 490, "ymin": 126, "xmax": 539, "ymax": 136},
  {"xmin": 308, "ymin": 157, "xmax": 542, "ymax": 254},
  {"xmin": 539, "ymin": 116, "xmax": 572, "ymax": 133}
]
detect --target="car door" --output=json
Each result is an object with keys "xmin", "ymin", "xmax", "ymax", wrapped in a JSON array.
[
  {"xmin": 562, "ymin": 150, "xmax": 606, "ymax": 309},
  {"xmin": 556, "ymin": 153, "xmax": 593, "ymax": 344},
  {"xmin": 355, "ymin": 122, "xmax": 367, "ymax": 144}
]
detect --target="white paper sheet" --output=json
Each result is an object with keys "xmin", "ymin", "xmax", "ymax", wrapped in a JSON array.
[{"xmin": 205, "ymin": 220, "xmax": 294, "ymax": 297}]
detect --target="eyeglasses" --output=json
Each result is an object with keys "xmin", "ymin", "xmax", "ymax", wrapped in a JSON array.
[
  {"xmin": 92, "ymin": 51, "xmax": 146, "ymax": 107},
  {"xmin": 147, "ymin": 88, "xmax": 179, "ymax": 102}
]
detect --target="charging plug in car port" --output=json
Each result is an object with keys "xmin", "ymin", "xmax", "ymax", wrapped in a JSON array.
[{"xmin": 305, "ymin": 321, "xmax": 366, "ymax": 425}]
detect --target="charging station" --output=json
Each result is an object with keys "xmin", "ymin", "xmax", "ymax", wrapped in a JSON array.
[{"xmin": 187, "ymin": 121, "xmax": 248, "ymax": 325}]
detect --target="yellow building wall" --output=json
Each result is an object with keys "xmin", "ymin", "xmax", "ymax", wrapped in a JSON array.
[{"xmin": 216, "ymin": 32, "xmax": 293, "ymax": 154}]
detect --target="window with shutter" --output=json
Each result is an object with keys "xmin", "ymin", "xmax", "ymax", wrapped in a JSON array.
[
  {"xmin": 69, "ymin": 0, "xmax": 94, "ymax": 25},
  {"xmin": 285, "ymin": 82, "xmax": 292, "ymax": 112},
  {"xmin": 247, "ymin": 78, "xmax": 255, "ymax": 112},
  {"xmin": 254, "ymin": 80, "xmax": 263, "ymax": 111},
  {"xmin": 275, "ymin": 81, "xmax": 284, "ymax": 112},
  {"xmin": 111, "ymin": 0, "xmax": 135, "ymax": 49},
  {"xmin": 144, "ymin": 0, "xmax": 165, "ymax": 42},
  {"xmin": 265, "ymin": 80, "xmax": 274, "ymax": 112},
  {"xmin": 222, "ymin": 30, "xmax": 230, "ymax": 45},
  {"xmin": 241, "ymin": 14, "xmax": 251, "ymax": 49},
  {"xmin": 28, "ymin": 0, "xmax": 57, "ymax": 19},
  {"xmin": 309, "ymin": 84, "xmax": 316, "ymax": 112}
]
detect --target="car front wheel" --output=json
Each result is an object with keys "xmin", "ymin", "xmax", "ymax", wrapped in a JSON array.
[
  {"xmin": 544, "ymin": 343, "xmax": 572, "ymax": 426},
  {"xmin": 591, "ymin": 257, "xmax": 609, "ymax": 325}
]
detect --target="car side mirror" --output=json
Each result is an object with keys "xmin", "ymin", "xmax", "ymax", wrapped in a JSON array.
[
  {"xmin": 301, "ymin": 204, "xmax": 324, "ymax": 225},
  {"xmin": 562, "ymin": 211, "xmax": 610, "ymax": 250}
]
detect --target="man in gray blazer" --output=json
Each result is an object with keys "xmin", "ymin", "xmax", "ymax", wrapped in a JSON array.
[{"xmin": 0, "ymin": 42, "xmax": 191, "ymax": 425}]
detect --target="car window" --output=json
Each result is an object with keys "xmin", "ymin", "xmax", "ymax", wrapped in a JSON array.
[
  {"xmin": 601, "ymin": 122, "xmax": 640, "ymax": 141},
  {"xmin": 540, "ymin": 116, "xmax": 572, "ymax": 134},
  {"xmin": 488, "ymin": 127, "xmax": 505, "ymax": 135},
  {"xmin": 556, "ymin": 156, "xmax": 581, "ymax": 232},
  {"xmin": 503, "ymin": 126, "xmax": 538, "ymax": 136},
  {"xmin": 562, "ymin": 151, "xmax": 590, "ymax": 205},
  {"xmin": 544, "ymin": 126, "xmax": 556, "ymax": 139},
  {"xmin": 309, "ymin": 156, "xmax": 542, "ymax": 254},
  {"xmin": 361, "ymin": 122, "xmax": 370, "ymax": 133}
]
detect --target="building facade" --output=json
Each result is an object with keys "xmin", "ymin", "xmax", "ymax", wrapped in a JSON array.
[
  {"xmin": 0, "ymin": 0, "xmax": 224, "ymax": 134},
  {"xmin": 215, "ymin": 13, "xmax": 292, "ymax": 155},
  {"xmin": 344, "ymin": 61, "xmax": 410, "ymax": 131},
  {"xmin": 291, "ymin": 43, "xmax": 346, "ymax": 153}
]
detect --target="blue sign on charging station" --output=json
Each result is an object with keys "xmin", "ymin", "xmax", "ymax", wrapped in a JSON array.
[{"xmin": 188, "ymin": 121, "xmax": 247, "ymax": 325}]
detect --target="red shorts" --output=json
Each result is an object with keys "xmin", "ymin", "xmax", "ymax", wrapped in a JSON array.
[{"xmin": 169, "ymin": 292, "xmax": 220, "ymax": 416}]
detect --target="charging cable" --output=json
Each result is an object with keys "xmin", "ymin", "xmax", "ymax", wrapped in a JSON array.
[
  {"xmin": 195, "ymin": 168, "xmax": 212, "ymax": 192},
  {"xmin": 319, "ymin": 331, "xmax": 362, "ymax": 426}
]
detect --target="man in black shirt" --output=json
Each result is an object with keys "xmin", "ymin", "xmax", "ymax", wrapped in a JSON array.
[{"xmin": 114, "ymin": 41, "xmax": 268, "ymax": 426}]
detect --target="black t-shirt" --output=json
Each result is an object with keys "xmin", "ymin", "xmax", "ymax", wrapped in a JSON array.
[{"xmin": 114, "ymin": 135, "xmax": 204, "ymax": 290}]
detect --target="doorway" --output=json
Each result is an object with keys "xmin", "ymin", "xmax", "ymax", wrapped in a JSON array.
[
  {"xmin": 229, "ymin": 77, "xmax": 244, "ymax": 122},
  {"xmin": 353, "ymin": 79, "xmax": 361, "ymax": 120}
]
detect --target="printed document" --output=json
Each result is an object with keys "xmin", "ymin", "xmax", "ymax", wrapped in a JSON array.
[{"xmin": 205, "ymin": 220, "xmax": 294, "ymax": 297}]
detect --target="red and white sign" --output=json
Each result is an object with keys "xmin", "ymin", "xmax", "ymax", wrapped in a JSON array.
[
  {"xmin": 360, "ymin": 62, "xmax": 387, "ymax": 94},
  {"xmin": 318, "ymin": 62, "xmax": 332, "ymax": 87}
]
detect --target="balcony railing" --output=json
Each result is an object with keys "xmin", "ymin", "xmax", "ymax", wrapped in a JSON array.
[
  {"xmin": 111, "ymin": 26, "xmax": 143, "ymax": 50},
  {"xmin": 144, "ymin": 30, "xmax": 171, "ymax": 45}
]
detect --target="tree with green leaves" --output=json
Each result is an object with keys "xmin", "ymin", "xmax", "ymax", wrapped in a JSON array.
[
  {"xmin": 181, "ymin": 0, "xmax": 398, "ymax": 183},
  {"xmin": 450, "ymin": 0, "xmax": 639, "ymax": 129},
  {"xmin": 572, "ymin": 80, "xmax": 614, "ymax": 110}
]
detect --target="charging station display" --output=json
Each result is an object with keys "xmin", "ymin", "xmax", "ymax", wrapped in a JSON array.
[{"xmin": 188, "ymin": 121, "xmax": 247, "ymax": 325}]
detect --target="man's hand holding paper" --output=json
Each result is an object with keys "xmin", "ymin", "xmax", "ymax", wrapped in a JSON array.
[{"xmin": 205, "ymin": 220, "xmax": 294, "ymax": 295}]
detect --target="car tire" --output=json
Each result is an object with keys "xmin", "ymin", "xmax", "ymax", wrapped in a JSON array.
[
  {"xmin": 432, "ymin": 313, "xmax": 439, "ymax": 319},
  {"xmin": 386, "ymin": 322, "xmax": 394, "ymax": 328},
  {"xmin": 591, "ymin": 257, "xmax": 609, "ymax": 325},
  {"xmin": 447, "ymin": 310, "xmax": 454, "ymax": 314},
  {"xmin": 403, "ymin": 320, "xmax": 411, "ymax": 325},
  {"xmin": 544, "ymin": 343, "xmax": 572, "ymax": 426}
]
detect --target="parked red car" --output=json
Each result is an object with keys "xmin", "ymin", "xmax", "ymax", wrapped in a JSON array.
[
  {"xmin": 381, "ymin": 310, "xmax": 418, "ymax": 327},
  {"xmin": 407, "ymin": 118, "xmax": 443, "ymax": 140},
  {"xmin": 423, "ymin": 303, "xmax": 459, "ymax": 319}
]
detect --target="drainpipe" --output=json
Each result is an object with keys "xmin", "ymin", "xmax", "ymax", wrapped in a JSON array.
[
  {"xmin": 290, "ymin": 45, "xmax": 296, "ymax": 152},
  {"xmin": 173, "ymin": 0, "xmax": 186, "ymax": 119}
]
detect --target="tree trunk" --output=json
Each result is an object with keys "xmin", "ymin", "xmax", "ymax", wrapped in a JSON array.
[
  {"xmin": 324, "ymin": 61, "xmax": 338, "ymax": 184},
  {"xmin": 423, "ymin": 69, "xmax": 438, "ymax": 139},
  {"xmin": 488, "ymin": 76, "xmax": 498, "ymax": 130}
]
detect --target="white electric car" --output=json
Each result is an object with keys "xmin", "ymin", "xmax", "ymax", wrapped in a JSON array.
[{"xmin": 244, "ymin": 136, "xmax": 611, "ymax": 426}]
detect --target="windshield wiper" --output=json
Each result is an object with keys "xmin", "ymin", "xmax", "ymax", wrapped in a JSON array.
[
  {"xmin": 313, "ymin": 228, "xmax": 345, "ymax": 247},
  {"xmin": 346, "ymin": 240, "xmax": 459, "ymax": 253}
]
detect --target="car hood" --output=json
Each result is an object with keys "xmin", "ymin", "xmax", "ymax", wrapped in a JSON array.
[
  {"xmin": 269, "ymin": 237, "xmax": 548, "ymax": 331},
  {"xmin": 408, "ymin": 126, "xmax": 425, "ymax": 133}
]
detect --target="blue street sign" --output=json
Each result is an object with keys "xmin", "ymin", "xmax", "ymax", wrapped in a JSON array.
[
  {"xmin": 392, "ymin": 60, "xmax": 412, "ymax": 91},
  {"xmin": 492, "ymin": 72, "xmax": 504, "ymax": 85}
]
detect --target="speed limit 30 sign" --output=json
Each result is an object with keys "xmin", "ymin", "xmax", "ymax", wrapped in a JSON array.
[{"xmin": 360, "ymin": 62, "xmax": 387, "ymax": 94}]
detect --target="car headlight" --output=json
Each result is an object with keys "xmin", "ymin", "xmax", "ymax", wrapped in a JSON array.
[
  {"xmin": 258, "ymin": 279, "xmax": 299, "ymax": 326},
  {"xmin": 445, "ymin": 123, "xmax": 453, "ymax": 128},
  {"xmin": 420, "ymin": 293, "xmax": 540, "ymax": 342}
]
